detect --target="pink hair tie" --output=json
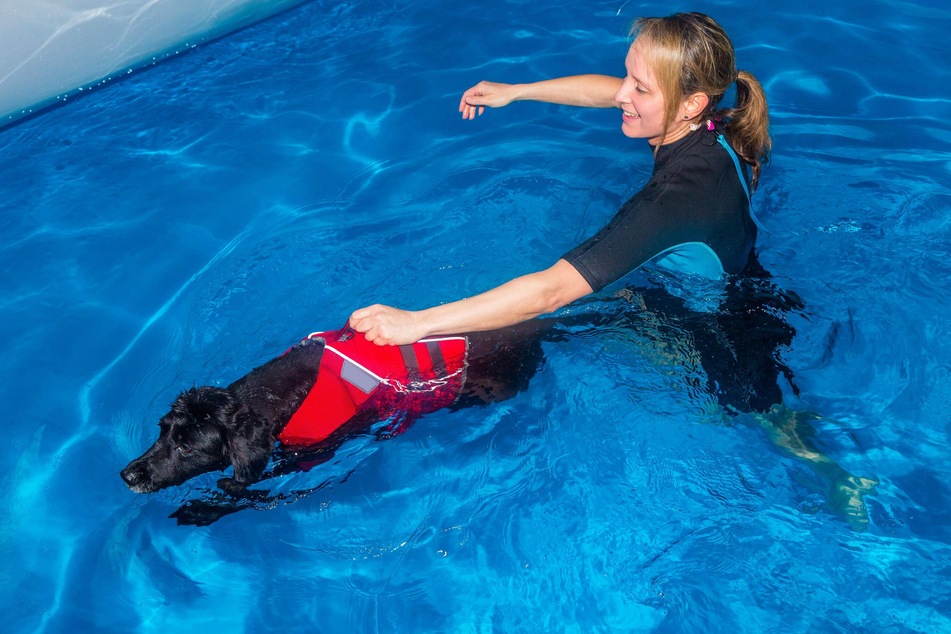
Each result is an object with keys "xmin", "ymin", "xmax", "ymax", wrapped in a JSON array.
[{"xmin": 706, "ymin": 119, "xmax": 715, "ymax": 131}]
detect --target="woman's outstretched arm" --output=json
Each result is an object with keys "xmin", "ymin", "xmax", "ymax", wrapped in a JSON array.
[
  {"xmin": 459, "ymin": 75, "xmax": 622, "ymax": 119},
  {"xmin": 349, "ymin": 259, "xmax": 593, "ymax": 345}
]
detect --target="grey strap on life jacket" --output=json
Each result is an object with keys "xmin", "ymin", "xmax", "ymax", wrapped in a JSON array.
[{"xmin": 399, "ymin": 344, "xmax": 421, "ymax": 383}]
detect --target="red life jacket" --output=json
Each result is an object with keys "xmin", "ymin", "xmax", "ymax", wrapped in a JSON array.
[{"xmin": 277, "ymin": 326, "xmax": 468, "ymax": 446}]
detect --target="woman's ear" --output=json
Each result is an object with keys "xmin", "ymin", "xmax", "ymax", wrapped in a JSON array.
[{"xmin": 682, "ymin": 92, "xmax": 710, "ymax": 120}]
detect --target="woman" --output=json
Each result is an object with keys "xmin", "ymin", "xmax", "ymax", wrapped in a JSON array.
[
  {"xmin": 348, "ymin": 14, "xmax": 879, "ymax": 523},
  {"xmin": 350, "ymin": 12, "xmax": 771, "ymax": 346}
]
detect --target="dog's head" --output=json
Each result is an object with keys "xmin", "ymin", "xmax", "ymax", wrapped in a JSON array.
[{"xmin": 120, "ymin": 386, "xmax": 273, "ymax": 493}]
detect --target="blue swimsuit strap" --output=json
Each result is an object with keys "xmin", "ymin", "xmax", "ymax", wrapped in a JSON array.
[
  {"xmin": 715, "ymin": 133, "xmax": 751, "ymax": 205},
  {"xmin": 716, "ymin": 133, "xmax": 769, "ymax": 233}
]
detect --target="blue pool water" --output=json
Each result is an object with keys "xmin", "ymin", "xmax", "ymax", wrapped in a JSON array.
[{"xmin": 3, "ymin": 1, "xmax": 951, "ymax": 631}]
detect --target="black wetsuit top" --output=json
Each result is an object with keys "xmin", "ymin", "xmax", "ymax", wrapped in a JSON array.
[{"xmin": 564, "ymin": 123, "xmax": 757, "ymax": 292}]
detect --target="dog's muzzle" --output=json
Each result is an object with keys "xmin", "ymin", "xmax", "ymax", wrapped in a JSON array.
[{"xmin": 120, "ymin": 462, "xmax": 159, "ymax": 493}]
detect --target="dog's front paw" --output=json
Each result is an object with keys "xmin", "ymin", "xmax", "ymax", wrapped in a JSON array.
[
  {"xmin": 171, "ymin": 499, "xmax": 243, "ymax": 526},
  {"xmin": 217, "ymin": 477, "xmax": 248, "ymax": 497},
  {"xmin": 217, "ymin": 477, "xmax": 270, "ymax": 501}
]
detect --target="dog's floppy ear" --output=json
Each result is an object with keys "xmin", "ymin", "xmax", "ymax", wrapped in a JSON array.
[{"xmin": 224, "ymin": 410, "xmax": 275, "ymax": 487}]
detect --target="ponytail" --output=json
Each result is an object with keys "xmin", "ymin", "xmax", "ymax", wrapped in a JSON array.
[{"xmin": 721, "ymin": 71, "xmax": 770, "ymax": 191}]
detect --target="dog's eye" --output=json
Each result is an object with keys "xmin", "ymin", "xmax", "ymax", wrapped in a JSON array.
[{"xmin": 177, "ymin": 443, "xmax": 193, "ymax": 455}]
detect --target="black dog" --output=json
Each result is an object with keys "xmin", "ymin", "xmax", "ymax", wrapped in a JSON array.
[{"xmin": 121, "ymin": 320, "xmax": 553, "ymax": 498}]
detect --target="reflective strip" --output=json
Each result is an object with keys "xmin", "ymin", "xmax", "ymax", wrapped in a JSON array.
[
  {"xmin": 340, "ymin": 358, "xmax": 381, "ymax": 394},
  {"xmin": 325, "ymin": 347, "xmax": 385, "ymax": 390},
  {"xmin": 418, "ymin": 336, "xmax": 467, "ymax": 344}
]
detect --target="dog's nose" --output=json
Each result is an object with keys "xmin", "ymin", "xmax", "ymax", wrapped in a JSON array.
[
  {"xmin": 121, "ymin": 460, "xmax": 161, "ymax": 493},
  {"xmin": 120, "ymin": 467, "xmax": 137, "ymax": 486},
  {"xmin": 121, "ymin": 465, "xmax": 147, "ymax": 488}
]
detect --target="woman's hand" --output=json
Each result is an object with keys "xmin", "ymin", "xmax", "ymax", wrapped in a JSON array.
[
  {"xmin": 459, "ymin": 81, "xmax": 520, "ymax": 119},
  {"xmin": 349, "ymin": 304, "xmax": 427, "ymax": 346},
  {"xmin": 459, "ymin": 76, "xmax": 623, "ymax": 119}
]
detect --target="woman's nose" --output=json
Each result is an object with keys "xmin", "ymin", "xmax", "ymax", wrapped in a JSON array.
[{"xmin": 614, "ymin": 80, "xmax": 631, "ymax": 105}]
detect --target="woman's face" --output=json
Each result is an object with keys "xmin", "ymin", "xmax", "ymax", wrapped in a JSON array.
[{"xmin": 615, "ymin": 40, "xmax": 686, "ymax": 145}]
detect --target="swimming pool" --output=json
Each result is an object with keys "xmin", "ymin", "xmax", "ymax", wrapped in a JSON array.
[{"xmin": 2, "ymin": 0, "xmax": 950, "ymax": 631}]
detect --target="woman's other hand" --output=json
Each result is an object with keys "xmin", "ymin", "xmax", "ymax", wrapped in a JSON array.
[
  {"xmin": 459, "ymin": 81, "xmax": 520, "ymax": 119},
  {"xmin": 349, "ymin": 304, "xmax": 426, "ymax": 346}
]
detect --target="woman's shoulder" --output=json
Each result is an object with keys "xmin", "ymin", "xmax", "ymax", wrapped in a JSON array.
[{"xmin": 656, "ymin": 132, "xmax": 734, "ymax": 186}]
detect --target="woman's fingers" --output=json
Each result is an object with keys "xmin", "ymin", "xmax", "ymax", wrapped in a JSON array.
[
  {"xmin": 349, "ymin": 304, "xmax": 420, "ymax": 346},
  {"xmin": 459, "ymin": 81, "xmax": 512, "ymax": 119},
  {"xmin": 460, "ymin": 86, "xmax": 487, "ymax": 119}
]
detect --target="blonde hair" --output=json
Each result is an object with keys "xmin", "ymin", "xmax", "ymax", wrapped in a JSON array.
[{"xmin": 632, "ymin": 13, "xmax": 771, "ymax": 190}]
